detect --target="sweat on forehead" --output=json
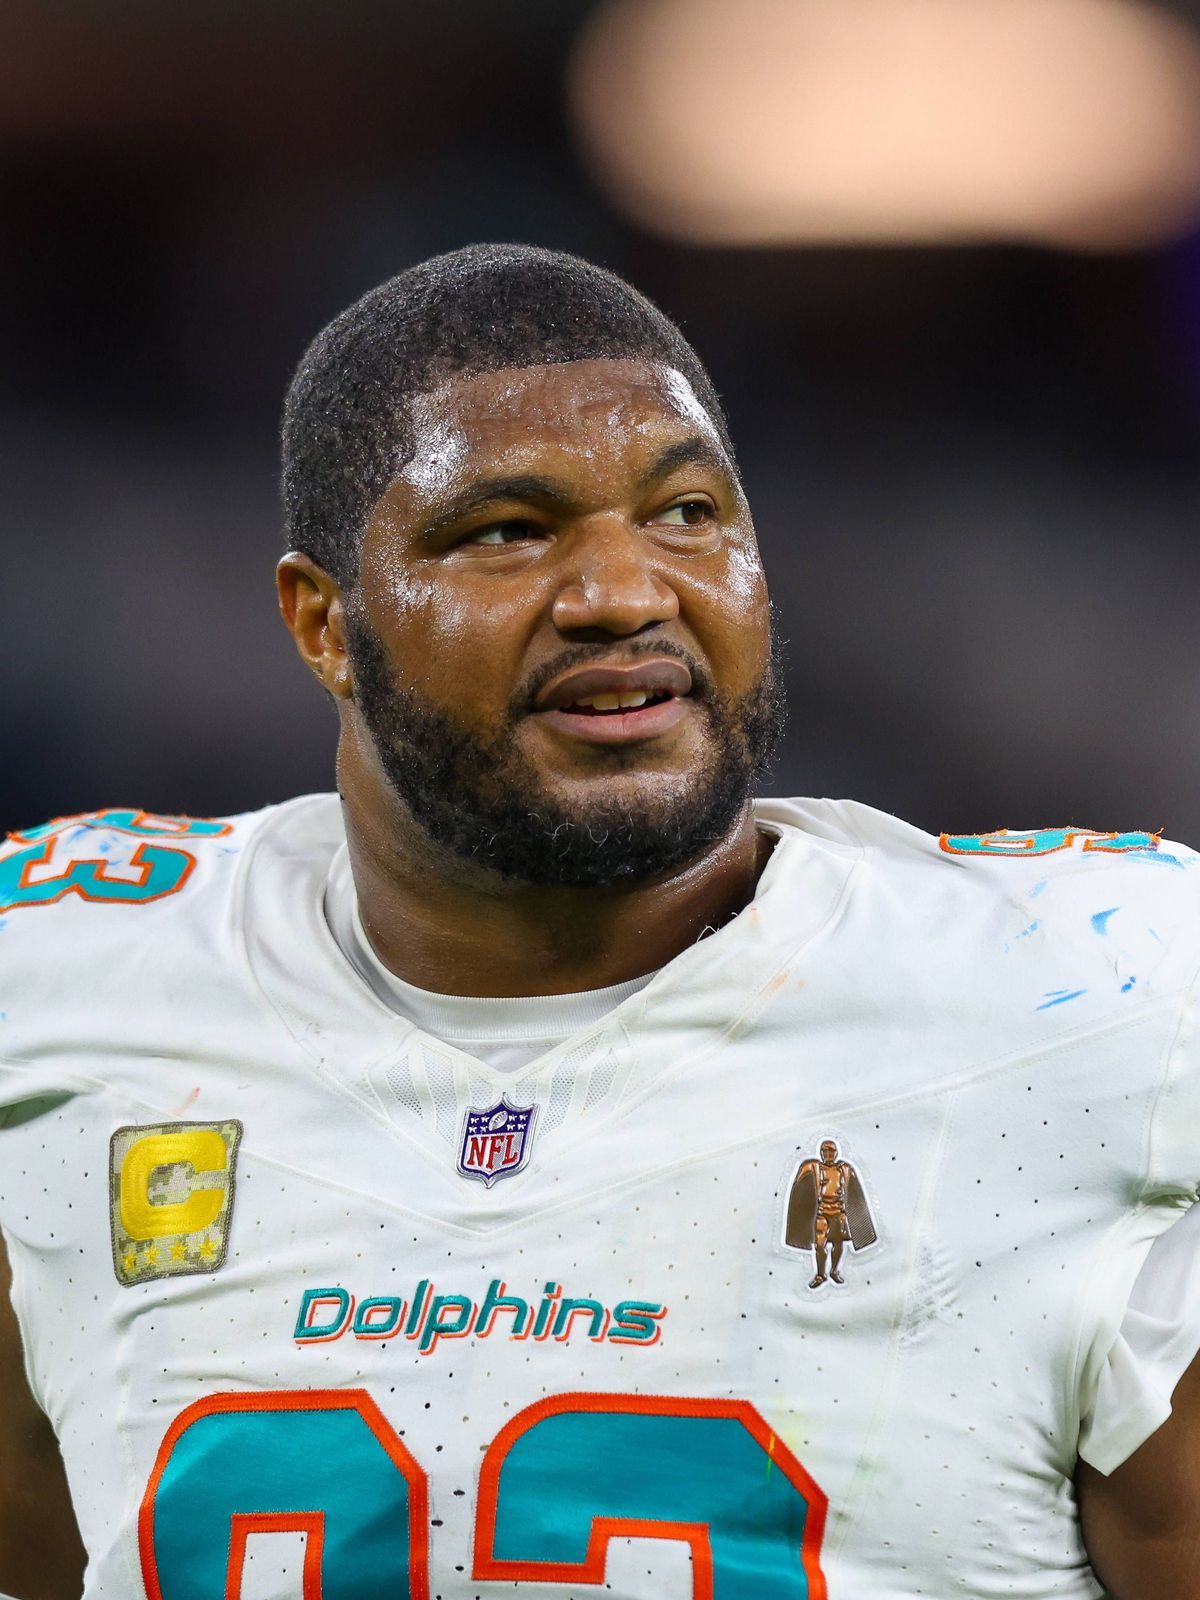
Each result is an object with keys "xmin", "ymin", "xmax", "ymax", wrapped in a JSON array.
[
  {"xmin": 280, "ymin": 243, "xmax": 733, "ymax": 588},
  {"xmin": 398, "ymin": 361, "xmax": 727, "ymax": 496}
]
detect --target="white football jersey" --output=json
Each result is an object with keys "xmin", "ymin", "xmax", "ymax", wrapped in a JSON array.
[{"xmin": 1, "ymin": 795, "xmax": 1199, "ymax": 1600}]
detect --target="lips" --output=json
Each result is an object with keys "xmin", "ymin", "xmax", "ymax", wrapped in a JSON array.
[
  {"xmin": 534, "ymin": 659, "xmax": 693, "ymax": 714},
  {"xmin": 531, "ymin": 659, "xmax": 694, "ymax": 746}
]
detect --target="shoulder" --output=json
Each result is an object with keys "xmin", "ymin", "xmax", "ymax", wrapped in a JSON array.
[
  {"xmin": 0, "ymin": 793, "xmax": 342, "ymax": 1010},
  {"xmin": 928, "ymin": 820, "xmax": 1200, "ymax": 940},
  {"xmin": 0, "ymin": 803, "xmax": 274, "ymax": 918},
  {"xmin": 760, "ymin": 797, "xmax": 1200, "ymax": 1005},
  {"xmin": 765, "ymin": 796, "xmax": 1197, "ymax": 903},
  {"xmin": 2, "ymin": 805, "xmax": 246, "ymax": 903},
  {"xmin": 933, "ymin": 821, "xmax": 1200, "ymax": 1008},
  {"xmin": 765, "ymin": 796, "xmax": 1188, "ymax": 879}
]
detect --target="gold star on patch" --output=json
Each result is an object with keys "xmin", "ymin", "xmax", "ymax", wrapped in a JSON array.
[
  {"xmin": 122, "ymin": 1249, "xmax": 136, "ymax": 1273},
  {"xmin": 198, "ymin": 1238, "xmax": 215, "ymax": 1260},
  {"xmin": 143, "ymin": 1245, "xmax": 158, "ymax": 1268},
  {"xmin": 169, "ymin": 1240, "xmax": 187, "ymax": 1262}
]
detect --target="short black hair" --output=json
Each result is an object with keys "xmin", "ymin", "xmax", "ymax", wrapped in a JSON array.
[{"xmin": 280, "ymin": 242, "xmax": 734, "ymax": 587}]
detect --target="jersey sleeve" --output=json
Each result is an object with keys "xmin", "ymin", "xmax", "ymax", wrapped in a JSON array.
[
  {"xmin": 1057, "ymin": 833, "xmax": 1200, "ymax": 1474},
  {"xmin": 1078, "ymin": 1199, "xmax": 1200, "ymax": 1474},
  {"xmin": 0, "ymin": 805, "xmax": 252, "ymax": 1110},
  {"xmin": 1077, "ymin": 861, "xmax": 1200, "ymax": 1474}
]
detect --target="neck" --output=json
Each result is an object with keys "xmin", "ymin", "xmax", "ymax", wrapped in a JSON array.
[{"xmin": 340, "ymin": 758, "xmax": 773, "ymax": 1002}]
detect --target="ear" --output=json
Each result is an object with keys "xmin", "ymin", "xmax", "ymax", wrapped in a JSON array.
[{"xmin": 276, "ymin": 553, "xmax": 354, "ymax": 699}]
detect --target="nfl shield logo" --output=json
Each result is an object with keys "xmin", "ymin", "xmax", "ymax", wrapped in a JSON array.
[{"xmin": 458, "ymin": 1097, "xmax": 538, "ymax": 1187}]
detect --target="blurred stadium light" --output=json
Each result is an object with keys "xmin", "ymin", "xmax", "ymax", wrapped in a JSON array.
[
  {"xmin": 2, "ymin": 0, "xmax": 1200, "ymax": 845},
  {"xmin": 570, "ymin": 0, "xmax": 1200, "ymax": 250}
]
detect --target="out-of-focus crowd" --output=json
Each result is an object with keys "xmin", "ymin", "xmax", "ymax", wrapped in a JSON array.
[{"xmin": 3, "ymin": 0, "xmax": 1200, "ymax": 842}]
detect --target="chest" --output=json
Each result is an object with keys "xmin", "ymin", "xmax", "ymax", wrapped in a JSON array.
[{"xmin": 3, "ymin": 990, "xmax": 1177, "ymax": 1600}]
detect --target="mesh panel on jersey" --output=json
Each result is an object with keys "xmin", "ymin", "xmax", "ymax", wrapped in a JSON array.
[
  {"xmin": 537, "ymin": 1029, "xmax": 629, "ymax": 1134},
  {"xmin": 582, "ymin": 1047, "xmax": 621, "ymax": 1111},
  {"xmin": 384, "ymin": 1024, "xmax": 634, "ymax": 1149},
  {"xmin": 419, "ymin": 1040, "xmax": 467, "ymax": 1145},
  {"xmin": 541, "ymin": 1061, "xmax": 577, "ymax": 1135},
  {"xmin": 578, "ymin": 1023, "xmax": 639, "ymax": 1110},
  {"xmin": 383, "ymin": 1057, "xmax": 425, "ymax": 1121}
]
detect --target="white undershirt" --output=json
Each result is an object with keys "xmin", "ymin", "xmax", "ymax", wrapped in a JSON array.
[{"xmin": 322, "ymin": 846, "xmax": 655, "ymax": 1072}]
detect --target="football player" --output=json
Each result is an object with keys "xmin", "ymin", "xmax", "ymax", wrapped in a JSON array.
[{"xmin": 1, "ymin": 244, "xmax": 1198, "ymax": 1600}]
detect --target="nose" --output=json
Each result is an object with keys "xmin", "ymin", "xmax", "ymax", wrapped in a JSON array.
[{"xmin": 551, "ymin": 516, "xmax": 680, "ymax": 636}]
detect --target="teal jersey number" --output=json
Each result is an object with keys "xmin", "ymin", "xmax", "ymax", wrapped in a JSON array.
[
  {"xmin": 140, "ymin": 1391, "xmax": 428, "ymax": 1600},
  {"xmin": 477, "ymin": 1393, "xmax": 827, "ymax": 1597},
  {"xmin": 140, "ymin": 1388, "xmax": 828, "ymax": 1600},
  {"xmin": 939, "ymin": 826, "xmax": 1159, "ymax": 858},
  {"xmin": 0, "ymin": 809, "xmax": 230, "ymax": 911},
  {"xmin": 0, "ymin": 838, "xmax": 194, "ymax": 911},
  {"xmin": 13, "ymin": 809, "xmax": 230, "ymax": 843}
]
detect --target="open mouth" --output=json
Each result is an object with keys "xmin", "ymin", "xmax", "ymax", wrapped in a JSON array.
[
  {"xmin": 531, "ymin": 657, "xmax": 695, "ymax": 744},
  {"xmin": 536, "ymin": 691, "xmax": 690, "ymax": 745},
  {"xmin": 558, "ymin": 690, "xmax": 675, "ymax": 716}
]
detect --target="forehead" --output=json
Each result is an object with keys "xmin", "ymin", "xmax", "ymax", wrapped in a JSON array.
[{"xmin": 401, "ymin": 358, "xmax": 725, "ymax": 489}]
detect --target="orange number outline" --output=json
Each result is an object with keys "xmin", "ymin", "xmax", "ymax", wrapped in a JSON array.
[
  {"xmin": 226, "ymin": 1512, "xmax": 324, "ymax": 1600},
  {"xmin": 0, "ymin": 835, "xmax": 199, "ymax": 911},
  {"xmin": 472, "ymin": 1391, "xmax": 829, "ymax": 1600},
  {"xmin": 138, "ymin": 1388, "xmax": 430, "ymax": 1600},
  {"xmin": 7, "ymin": 808, "xmax": 232, "ymax": 845},
  {"xmin": 938, "ymin": 827, "xmax": 1161, "ymax": 858}
]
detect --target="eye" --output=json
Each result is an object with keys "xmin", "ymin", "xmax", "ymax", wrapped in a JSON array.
[
  {"xmin": 654, "ymin": 499, "xmax": 713, "ymax": 528},
  {"xmin": 464, "ymin": 521, "xmax": 539, "ymax": 547}
]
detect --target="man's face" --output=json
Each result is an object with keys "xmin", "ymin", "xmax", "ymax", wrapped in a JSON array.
[
  {"xmin": 346, "ymin": 357, "xmax": 782, "ymax": 887},
  {"xmin": 820, "ymin": 1141, "xmax": 839, "ymax": 1165}
]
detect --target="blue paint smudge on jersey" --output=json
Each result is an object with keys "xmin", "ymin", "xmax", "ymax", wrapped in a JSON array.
[
  {"xmin": 1091, "ymin": 907, "xmax": 1119, "ymax": 935},
  {"xmin": 1149, "ymin": 928, "xmax": 1163, "ymax": 944},
  {"xmin": 1028, "ymin": 879, "xmax": 1048, "ymax": 899},
  {"xmin": 1037, "ymin": 989, "xmax": 1088, "ymax": 1010},
  {"xmin": 1121, "ymin": 977, "xmax": 1138, "ymax": 993},
  {"xmin": 1129, "ymin": 849, "xmax": 1186, "ymax": 868}
]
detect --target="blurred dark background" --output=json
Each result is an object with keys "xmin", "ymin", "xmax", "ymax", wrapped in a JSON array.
[{"xmin": 3, "ymin": 0, "xmax": 1200, "ymax": 842}]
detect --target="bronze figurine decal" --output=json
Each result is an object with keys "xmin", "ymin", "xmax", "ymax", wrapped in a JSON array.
[{"xmin": 785, "ymin": 1138, "xmax": 878, "ymax": 1288}]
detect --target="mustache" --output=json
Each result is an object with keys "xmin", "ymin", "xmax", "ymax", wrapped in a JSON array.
[{"xmin": 509, "ymin": 638, "xmax": 713, "ymax": 719}]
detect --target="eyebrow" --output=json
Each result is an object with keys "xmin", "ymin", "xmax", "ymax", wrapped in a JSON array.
[
  {"xmin": 414, "ymin": 434, "xmax": 736, "ymax": 541},
  {"xmin": 639, "ymin": 435, "xmax": 733, "ymax": 487},
  {"xmin": 417, "ymin": 474, "xmax": 578, "ymax": 540}
]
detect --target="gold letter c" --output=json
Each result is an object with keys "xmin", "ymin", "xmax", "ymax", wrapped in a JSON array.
[{"xmin": 119, "ymin": 1129, "xmax": 227, "ymax": 1240}]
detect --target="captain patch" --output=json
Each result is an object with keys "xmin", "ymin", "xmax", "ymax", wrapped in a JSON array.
[{"xmin": 109, "ymin": 1119, "xmax": 242, "ymax": 1286}]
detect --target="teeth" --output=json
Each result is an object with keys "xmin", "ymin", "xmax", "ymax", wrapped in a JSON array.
[{"xmin": 568, "ymin": 690, "xmax": 652, "ymax": 712}]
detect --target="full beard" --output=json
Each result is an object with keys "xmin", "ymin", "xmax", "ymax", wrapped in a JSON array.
[{"xmin": 345, "ymin": 615, "xmax": 787, "ymax": 889}]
